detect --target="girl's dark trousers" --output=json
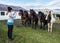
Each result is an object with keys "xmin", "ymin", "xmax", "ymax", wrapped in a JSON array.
[{"xmin": 8, "ymin": 25, "xmax": 13, "ymax": 39}]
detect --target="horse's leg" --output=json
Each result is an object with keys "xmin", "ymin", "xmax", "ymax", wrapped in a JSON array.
[
  {"xmin": 43, "ymin": 20, "xmax": 47, "ymax": 30},
  {"xmin": 24, "ymin": 20, "xmax": 27, "ymax": 27},
  {"xmin": 31, "ymin": 21, "xmax": 34, "ymax": 29},
  {"xmin": 26, "ymin": 20, "xmax": 29, "ymax": 27},
  {"xmin": 25, "ymin": 19, "xmax": 29, "ymax": 27},
  {"xmin": 48, "ymin": 23, "xmax": 50, "ymax": 32},
  {"xmin": 27, "ymin": 19, "xmax": 30, "ymax": 27},
  {"xmin": 43, "ymin": 22, "xmax": 46, "ymax": 30},
  {"xmin": 40, "ymin": 22, "xmax": 42, "ymax": 29},
  {"xmin": 35, "ymin": 19, "xmax": 38, "ymax": 29},
  {"xmin": 21, "ymin": 19, "xmax": 23, "ymax": 25},
  {"xmin": 27, "ymin": 20, "xmax": 29, "ymax": 26},
  {"xmin": 28, "ymin": 19, "xmax": 31, "ymax": 27},
  {"xmin": 21, "ymin": 20, "xmax": 24, "ymax": 25},
  {"xmin": 50, "ymin": 23, "xmax": 53, "ymax": 32}
]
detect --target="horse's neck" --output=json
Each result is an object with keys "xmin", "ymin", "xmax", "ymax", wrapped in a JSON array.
[{"xmin": 45, "ymin": 15, "xmax": 49, "ymax": 20}]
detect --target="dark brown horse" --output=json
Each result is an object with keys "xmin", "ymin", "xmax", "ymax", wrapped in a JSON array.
[
  {"xmin": 30, "ymin": 9, "xmax": 38, "ymax": 29},
  {"xmin": 23, "ymin": 10, "xmax": 31, "ymax": 27},
  {"xmin": 38, "ymin": 11, "xmax": 47, "ymax": 29},
  {"xmin": 19, "ymin": 10, "xmax": 25, "ymax": 25}
]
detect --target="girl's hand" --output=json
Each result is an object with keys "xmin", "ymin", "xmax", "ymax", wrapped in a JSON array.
[
  {"xmin": 15, "ymin": 11, "xmax": 17, "ymax": 13},
  {"xmin": 6, "ymin": 11, "xmax": 9, "ymax": 15},
  {"xmin": 13, "ymin": 11, "xmax": 17, "ymax": 14}
]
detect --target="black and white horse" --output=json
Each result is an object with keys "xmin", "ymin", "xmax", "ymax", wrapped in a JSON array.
[{"xmin": 46, "ymin": 11, "xmax": 55, "ymax": 32}]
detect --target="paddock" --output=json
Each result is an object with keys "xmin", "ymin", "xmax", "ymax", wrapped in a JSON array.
[
  {"xmin": 0, "ymin": 4, "xmax": 60, "ymax": 43},
  {"xmin": 0, "ymin": 20, "xmax": 60, "ymax": 43}
]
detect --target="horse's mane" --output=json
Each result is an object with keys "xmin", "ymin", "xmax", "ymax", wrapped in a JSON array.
[
  {"xmin": 24, "ymin": 11, "xmax": 29, "ymax": 18},
  {"xmin": 30, "ymin": 9, "xmax": 37, "ymax": 16},
  {"xmin": 47, "ymin": 11, "xmax": 51, "ymax": 23}
]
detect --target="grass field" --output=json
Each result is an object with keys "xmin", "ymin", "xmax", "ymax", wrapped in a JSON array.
[{"xmin": 0, "ymin": 20, "xmax": 60, "ymax": 43}]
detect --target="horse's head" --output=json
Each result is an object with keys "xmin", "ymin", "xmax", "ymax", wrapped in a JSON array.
[
  {"xmin": 30, "ymin": 9, "xmax": 34, "ymax": 15},
  {"xmin": 19, "ymin": 10, "xmax": 24, "ymax": 16},
  {"xmin": 30, "ymin": 9, "xmax": 37, "ymax": 21},
  {"xmin": 47, "ymin": 11, "xmax": 51, "ymax": 23},
  {"xmin": 24, "ymin": 11, "xmax": 28, "ymax": 16},
  {"xmin": 38, "ymin": 11, "xmax": 45, "ymax": 18},
  {"xmin": 19, "ymin": 10, "xmax": 26, "ymax": 20},
  {"xmin": 38, "ymin": 11, "xmax": 42, "ymax": 17},
  {"xmin": 23, "ymin": 10, "xmax": 29, "ymax": 19}
]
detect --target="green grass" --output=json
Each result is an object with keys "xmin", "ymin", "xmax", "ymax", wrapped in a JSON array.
[{"xmin": 0, "ymin": 20, "xmax": 60, "ymax": 43}]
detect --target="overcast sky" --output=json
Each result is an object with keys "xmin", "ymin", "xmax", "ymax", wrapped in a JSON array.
[{"xmin": 0, "ymin": 0, "xmax": 60, "ymax": 10}]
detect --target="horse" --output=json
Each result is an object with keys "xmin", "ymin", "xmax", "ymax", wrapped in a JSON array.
[
  {"xmin": 19, "ymin": 10, "xmax": 25, "ymax": 25},
  {"xmin": 30, "ymin": 9, "xmax": 38, "ymax": 29},
  {"xmin": 46, "ymin": 11, "xmax": 55, "ymax": 32},
  {"xmin": 23, "ymin": 10, "xmax": 31, "ymax": 27},
  {"xmin": 38, "ymin": 11, "xmax": 47, "ymax": 30}
]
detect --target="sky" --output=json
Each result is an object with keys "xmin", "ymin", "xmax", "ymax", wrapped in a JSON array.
[{"xmin": 0, "ymin": 0, "xmax": 60, "ymax": 10}]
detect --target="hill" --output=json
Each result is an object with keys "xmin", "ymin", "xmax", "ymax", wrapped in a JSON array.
[{"xmin": 0, "ymin": 4, "xmax": 26, "ymax": 11}]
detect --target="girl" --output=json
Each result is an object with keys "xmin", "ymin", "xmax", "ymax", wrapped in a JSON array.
[{"xmin": 6, "ymin": 7, "xmax": 16, "ymax": 40}]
